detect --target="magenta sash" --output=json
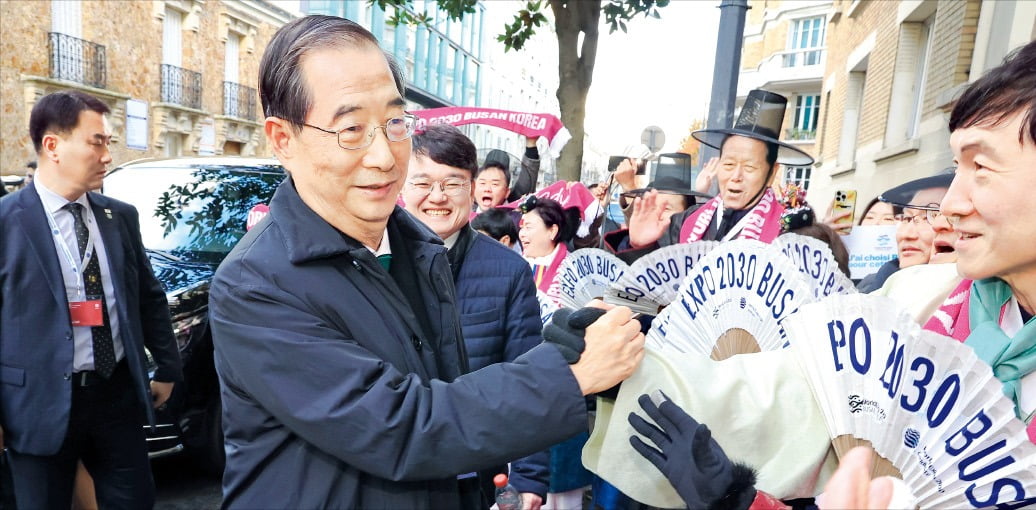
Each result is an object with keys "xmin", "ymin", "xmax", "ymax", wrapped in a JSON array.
[{"xmin": 679, "ymin": 188, "xmax": 785, "ymax": 243}]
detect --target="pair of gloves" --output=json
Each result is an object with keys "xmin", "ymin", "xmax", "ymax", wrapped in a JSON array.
[{"xmin": 543, "ymin": 307, "xmax": 763, "ymax": 510}]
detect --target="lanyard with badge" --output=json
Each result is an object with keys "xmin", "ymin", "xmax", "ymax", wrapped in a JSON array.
[{"xmin": 45, "ymin": 204, "xmax": 105, "ymax": 327}]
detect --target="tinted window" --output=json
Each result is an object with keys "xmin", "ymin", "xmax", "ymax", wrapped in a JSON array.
[{"xmin": 104, "ymin": 165, "xmax": 285, "ymax": 263}]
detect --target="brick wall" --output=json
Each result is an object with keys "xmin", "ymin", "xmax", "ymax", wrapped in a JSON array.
[
  {"xmin": 816, "ymin": 0, "xmax": 892, "ymax": 163},
  {"xmin": 921, "ymin": 0, "xmax": 979, "ymax": 117}
]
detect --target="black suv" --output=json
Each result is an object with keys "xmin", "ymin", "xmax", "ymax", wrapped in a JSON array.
[{"xmin": 103, "ymin": 157, "xmax": 285, "ymax": 475}]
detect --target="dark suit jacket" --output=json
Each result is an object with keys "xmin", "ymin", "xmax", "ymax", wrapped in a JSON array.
[
  {"xmin": 0, "ymin": 183, "xmax": 182, "ymax": 456},
  {"xmin": 211, "ymin": 179, "xmax": 586, "ymax": 509}
]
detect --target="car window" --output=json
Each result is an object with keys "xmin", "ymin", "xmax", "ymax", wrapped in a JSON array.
[{"xmin": 104, "ymin": 165, "xmax": 285, "ymax": 263}]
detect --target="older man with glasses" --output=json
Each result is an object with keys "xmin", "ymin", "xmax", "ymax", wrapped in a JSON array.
[{"xmin": 208, "ymin": 15, "xmax": 645, "ymax": 509}]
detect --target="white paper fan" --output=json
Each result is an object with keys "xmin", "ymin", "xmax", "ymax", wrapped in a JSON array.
[
  {"xmin": 553, "ymin": 248, "xmax": 630, "ymax": 309},
  {"xmin": 605, "ymin": 241, "xmax": 720, "ymax": 315},
  {"xmin": 775, "ymin": 233, "xmax": 855, "ymax": 299},
  {"xmin": 785, "ymin": 293, "xmax": 1036, "ymax": 508},
  {"xmin": 649, "ymin": 239, "xmax": 816, "ymax": 360},
  {"xmin": 536, "ymin": 290, "xmax": 559, "ymax": 328}
]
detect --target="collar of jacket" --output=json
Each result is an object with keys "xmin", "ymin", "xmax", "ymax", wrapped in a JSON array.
[
  {"xmin": 269, "ymin": 177, "xmax": 444, "ymax": 265},
  {"xmin": 446, "ymin": 224, "xmax": 477, "ymax": 280}
]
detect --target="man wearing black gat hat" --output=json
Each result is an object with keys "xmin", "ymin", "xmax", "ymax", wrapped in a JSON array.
[{"xmin": 626, "ymin": 89, "xmax": 814, "ymax": 254}]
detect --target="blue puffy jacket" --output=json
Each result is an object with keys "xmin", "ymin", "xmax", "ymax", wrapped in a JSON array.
[{"xmin": 448, "ymin": 226, "xmax": 552, "ymax": 499}]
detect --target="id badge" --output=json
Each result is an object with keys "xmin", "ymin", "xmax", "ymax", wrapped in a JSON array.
[{"xmin": 69, "ymin": 299, "xmax": 104, "ymax": 327}]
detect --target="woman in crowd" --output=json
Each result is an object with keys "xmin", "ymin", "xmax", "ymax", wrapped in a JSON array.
[
  {"xmin": 516, "ymin": 195, "xmax": 591, "ymax": 509},
  {"xmin": 855, "ymin": 172, "xmax": 952, "ymax": 292},
  {"xmin": 858, "ymin": 198, "xmax": 897, "ymax": 226},
  {"xmin": 518, "ymin": 196, "xmax": 580, "ymax": 299}
]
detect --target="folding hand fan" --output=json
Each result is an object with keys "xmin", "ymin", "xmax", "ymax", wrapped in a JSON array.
[
  {"xmin": 604, "ymin": 241, "xmax": 720, "ymax": 315},
  {"xmin": 646, "ymin": 239, "xmax": 816, "ymax": 359},
  {"xmin": 784, "ymin": 293, "xmax": 1036, "ymax": 509},
  {"xmin": 774, "ymin": 233, "xmax": 855, "ymax": 299},
  {"xmin": 536, "ymin": 290, "xmax": 558, "ymax": 328},
  {"xmin": 553, "ymin": 248, "xmax": 630, "ymax": 309}
]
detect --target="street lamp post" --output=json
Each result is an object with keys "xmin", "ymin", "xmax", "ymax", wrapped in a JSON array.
[{"xmin": 702, "ymin": 0, "xmax": 749, "ymax": 193}]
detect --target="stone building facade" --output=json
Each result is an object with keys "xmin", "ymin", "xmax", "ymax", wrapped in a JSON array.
[
  {"xmin": 807, "ymin": 0, "xmax": 1035, "ymax": 208},
  {"xmin": 0, "ymin": 0, "xmax": 296, "ymax": 177}
]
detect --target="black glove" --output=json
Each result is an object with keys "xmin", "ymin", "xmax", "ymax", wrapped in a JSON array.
[
  {"xmin": 542, "ymin": 306, "xmax": 607, "ymax": 364},
  {"xmin": 628, "ymin": 393, "xmax": 758, "ymax": 510}
]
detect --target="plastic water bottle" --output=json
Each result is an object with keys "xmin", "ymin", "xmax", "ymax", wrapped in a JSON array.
[{"xmin": 493, "ymin": 473, "xmax": 522, "ymax": 510}]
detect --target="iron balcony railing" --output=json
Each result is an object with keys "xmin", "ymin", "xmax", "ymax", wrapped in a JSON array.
[
  {"xmin": 223, "ymin": 81, "xmax": 257, "ymax": 121},
  {"xmin": 48, "ymin": 32, "xmax": 107, "ymax": 89},
  {"xmin": 161, "ymin": 64, "xmax": 203, "ymax": 110},
  {"xmin": 781, "ymin": 47, "xmax": 826, "ymax": 68},
  {"xmin": 785, "ymin": 128, "xmax": 817, "ymax": 141}
]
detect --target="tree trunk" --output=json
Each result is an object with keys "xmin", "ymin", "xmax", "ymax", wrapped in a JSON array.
[{"xmin": 551, "ymin": 0, "xmax": 600, "ymax": 183}]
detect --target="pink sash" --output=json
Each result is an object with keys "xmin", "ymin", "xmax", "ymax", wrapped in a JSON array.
[{"xmin": 678, "ymin": 188, "xmax": 785, "ymax": 243}]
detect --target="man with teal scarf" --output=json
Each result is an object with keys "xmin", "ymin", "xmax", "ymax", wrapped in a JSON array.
[
  {"xmin": 938, "ymin": 39, "xmax": 1036, "ymax": 439},
  {"xmin": 968, "ymin": 279, "xmax": 1036, "ymax": 424}
]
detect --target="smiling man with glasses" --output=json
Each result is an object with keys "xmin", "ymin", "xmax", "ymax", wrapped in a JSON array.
[
  {"xmin": 401, "ymin": 124, "xmax": 553, "ymax": 509},
  {"xmin": 207, "ymin": 15, "xmax": 645, "ymax": 509}
]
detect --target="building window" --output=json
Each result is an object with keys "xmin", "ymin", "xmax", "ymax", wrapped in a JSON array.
[
  {"xmin": 785, "ymin": 16, "xmax": 825, "ymax": 67},
  {"xmin": 783, "ymin": 166, "xmax": 812, "ymax": 191},
  {"xmin": 162, "ymin": 8, "xmax": 182, "ymax": 67},
  {"xmin": 224, "ymin": 33, "xmax": 239, "ymax": 85},
  {"xmin": 51, "ymin": 0, "xmax": 81, "ymax": 38},
  {"xmin": 838, "ymin": 69, "xmax": 867, "ymax": 169},
  {"xmin": 50, "ymin": 0, "xmax": 106, "ymax": 88},
  {"xmin": 908, "ymin": 19, "xmax": 933, "ymax": 138},
  {"xmin": 884, "ymin": 17, "xmax": 933, "ymax": 146},
  {"xmin": 444, "ymin": 46, "xmax": 456, "ymax": 101},
  {"xmin": 426, "ymin": 34, "xmax": 440, "ymax": 94},
  {"xmin": 790, "ymin": 95, "xmax": 820, "ymax": 140}
]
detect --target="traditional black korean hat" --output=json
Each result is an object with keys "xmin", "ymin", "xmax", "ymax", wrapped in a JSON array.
[{"xmin": 691, "ymin": 89, "xmax": 815, "ymax": 167}]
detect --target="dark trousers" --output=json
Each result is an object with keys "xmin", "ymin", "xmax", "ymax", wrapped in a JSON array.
[{"xmin": 7, "ymin": 361, "xmax": 154, "ymax": 510}]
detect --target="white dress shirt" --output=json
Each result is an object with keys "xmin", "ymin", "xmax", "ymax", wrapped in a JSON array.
[
  {"xmin": 1001, "ymin": 296, "xmax": 1036, "ymax": 422},
  {"xmin": 35, "ymin": 181, "xmax": 124, "ymax": 372}
]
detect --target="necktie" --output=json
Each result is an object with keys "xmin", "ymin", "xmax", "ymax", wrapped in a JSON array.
[
  {"xmin": 67, "ymin": 203, "xmax": 116, "ymax": 378},
  {"xmin": 377, "ymin": 253, "xmax": 392, "ymax": 272}
]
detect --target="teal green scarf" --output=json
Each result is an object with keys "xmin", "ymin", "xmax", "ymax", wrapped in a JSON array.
[{"xmin": 966, "ymin": 278, "xmax": 1036, "ymax": 419}]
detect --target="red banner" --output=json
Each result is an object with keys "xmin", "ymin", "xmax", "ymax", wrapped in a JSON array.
[{"xmin": 411, "ymin": 107, "xmax": 571, "ymax": 157}]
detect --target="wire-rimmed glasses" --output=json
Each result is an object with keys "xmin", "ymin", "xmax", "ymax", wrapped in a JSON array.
[{"xmin": 301, "ymin": 113, "xmax": 418, "ymax": 150}]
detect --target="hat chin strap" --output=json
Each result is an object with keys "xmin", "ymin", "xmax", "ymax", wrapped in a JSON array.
[{"xmin": 737, "ymin": 163, "xmax": 776, "ymax": 210}]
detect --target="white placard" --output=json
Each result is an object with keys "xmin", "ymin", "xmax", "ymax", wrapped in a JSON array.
[
  {"xmin": 842, "ymin": 225, "xmax": 898, "ymax": 279},
  {"xmin": 125, "ymin": 99, "xmax": 148, "ymax": 151}
]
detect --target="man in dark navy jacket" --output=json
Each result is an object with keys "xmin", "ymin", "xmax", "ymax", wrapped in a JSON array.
[
  {"xmin": 0, "ymin": 90, "xmax": 182, "ymax": 508},
  {"xmin": 209, "ymin": 15, "xmax": 645, "ymax": 509},
  {"xmin": 402, "ymin": 124, "xmax": 550, "ymax": 508}
]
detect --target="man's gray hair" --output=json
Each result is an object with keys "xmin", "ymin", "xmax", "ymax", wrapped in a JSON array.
[{"xmin": 259, "ymin": 15, "xmax": 406, "ymax": 130}]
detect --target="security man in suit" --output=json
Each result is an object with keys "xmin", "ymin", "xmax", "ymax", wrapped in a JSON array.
[{"xmin": 0, "ymin": 90, "xmax": 183, "ymax": 509}]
